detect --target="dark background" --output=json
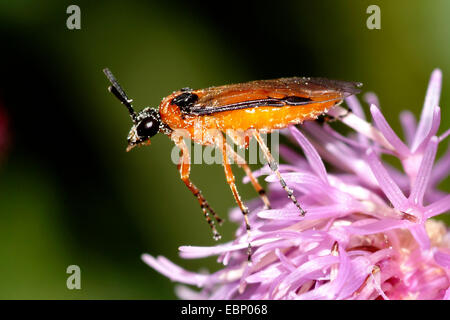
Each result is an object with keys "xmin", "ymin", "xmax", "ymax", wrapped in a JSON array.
[{"xmin": 0, "ymin": 1, "xmax": 448, "ymax": 298}]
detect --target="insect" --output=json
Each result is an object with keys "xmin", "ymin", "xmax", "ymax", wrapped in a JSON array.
[{"xmin": 103, "ymin": 68, "xmax": 362, "ymax": 256}]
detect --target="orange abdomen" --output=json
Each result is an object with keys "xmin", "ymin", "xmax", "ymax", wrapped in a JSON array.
[
  {"xmin": 202, "ymin": 101, "xmax": 337, "ymax": 131},
  {"xmin": 159, "ymin": 95, "xmax": 338, "ymax": 140}
]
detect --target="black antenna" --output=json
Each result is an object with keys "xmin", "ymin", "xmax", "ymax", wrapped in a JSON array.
[{"xmin": 103, "ymin": 68, "xmax": 137, "ymax": 123}]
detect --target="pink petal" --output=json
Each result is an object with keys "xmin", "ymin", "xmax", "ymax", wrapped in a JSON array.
[
  {"xmin": 279, "ymin": 145, "xmax": 308, "ymax": 167},
  {"xmin": 370, "ymin": 105, "xmax": 410, "ymax": 156},
  {"xmin": 347, "ymin": 219, "xmax": 409, "ymax": 235},
  {"xmin": 399, "ymin": 111, "xmax": 417, "ymax": 147},
  {"xmin": 275, "ymin": 248, "xmax": 297, "ymax": 272},
  {"xmin": 364, "ymin": 92, "xmax": 380, "ymax": 108},
  {"xmin": 323, "ymin": 124, "xmax": 373, "ymax": 150},
  {"xmin": 258, "ymin": 204, "xmax": 354, "ymax": 220},
  {"xmin": 295, "ymin": 282, "xmax": 334, "ymax": 300},
  {"xmin": 209, "ymin": 283, "xmax": 239, "ymax": 300},
  {"xmin": 346, "ymin": 95, "xmax": 370, "ymax": 145},
  {"xmin": 366, "ymin": 149, "xmax": 408, "ymax": 210},
  {"xmin": 281, "ymin": 255, "xmax": 339, "ymax": 292},
  {"xmin": 245, "ymin": 266, "xmax": 284, "ymax": 283},
  {"xmin": 410, "ymin": 224, "xmax": 430, "ymax": 250},
  {"xmin": 175, "ymin": 285, "xmax": 207, "ymax": 300},
  {"xmin": 439, "ymin": 128, "xmax": 450, "ymax": 142},
  {"xmin": 328, "ymin": 106, "xmax": 394, "ymax": 151},
  {"xmin": 257, "ymin": 208, "xmax": 303, "ymax": 220},
  {"xmin": 346, "ymin": 95, "xmax": 366, "ymax": 120},
  {"xmin": 370, "ymin": 271, "xmax": 389, "ymax": 300},
  {"xmin": 252, "ymin": 230, "xmax": 307, "ymax": 242},
  {"xmin": 424, "ymin": 194, "xmax": 450, "ymax": 218},
  {"xmin": 409, "ymin": 136, "xmax": 438, "ymax": 206},
  {"xmin": 269, "ymin": 273, "xmax": 289, "ymax": 299},
  {"xmin": 336, "ymin": 256, "xmax": 372, "ymax": 299},
  {"xmin": 179, "ymin": 242, "xmax": 249, "ymax": 259},
  {"xmin": 412, "ymin": 69, "xmax": 442, "ymax": 151},
  {"xmin": 434, "ymin": 250, "xmax": 450, "ymax": 268},
  {"xmin": 265, "ymin": 172, "xmax": 325, "ymax": 189},
  {"xmin": 289, "ymin": 126, "xmax": 328, "ymax": 184},
  {"xmin": 331, "ymin": 246, "xmax": 352, "ymax": 298},
  {"xmin": 414, "ymin": 106, "xmax": 441, "ymax": 154},
  {"xmin": 444, "ymin": 288, "xmax": 450, "ymax": 300},
  {"xmin": 141, "ymin": 254, "xmax": 208, "ymax": 286},
  {"xmin": 430, "ymin": 142, "xmax": 450, "ymax": 187}
]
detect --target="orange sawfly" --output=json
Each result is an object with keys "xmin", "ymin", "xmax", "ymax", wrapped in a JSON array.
[{"xmin": 103, "ymin": 68, "xmax": 362, "ymax": 257}]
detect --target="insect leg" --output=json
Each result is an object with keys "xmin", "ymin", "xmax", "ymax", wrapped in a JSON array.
[
  {"xmin": 174, "ymin": 136, "xmax": 222, "ymax": 240},
  {"xmin": 332, "ymin": 104, "xmax": 353, "ymax": 122},
  {"xmin": 253, "ymin": 131, "xmax": 306, "ymax": 216},
  {"xmin": 224, "ymin": 142, "xmax": 271, "ymax": 209},
  {"xmin": 217, "ymin": 135, "xmax": 252, "ymax": 260},
  {"xmin": 175, "ymin": 138, "xmax": 223, "ymax": 226},
  {"xmin": 317, "ymin": 100, "xmax": 353, "ymax": 124},
  {"xmin": 316, "ymin": 113, "xmax": 336, "ymax": 124}
]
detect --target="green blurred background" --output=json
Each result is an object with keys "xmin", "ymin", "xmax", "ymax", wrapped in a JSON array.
[{"xmin": 0, "ymin": 0, "xmax": 448, "ymax": 299}]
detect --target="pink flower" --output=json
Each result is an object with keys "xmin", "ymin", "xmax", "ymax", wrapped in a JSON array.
[{"xmin": 142, "ymin": 70, "xmax": 450, "ymax": 300}]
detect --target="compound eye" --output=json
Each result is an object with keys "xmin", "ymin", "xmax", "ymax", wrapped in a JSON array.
[{"xmin": 136, "ymin": 117, "xmax": 159, "ymax": 138}]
